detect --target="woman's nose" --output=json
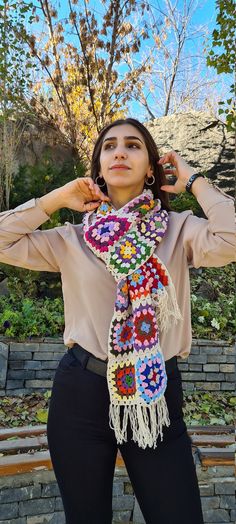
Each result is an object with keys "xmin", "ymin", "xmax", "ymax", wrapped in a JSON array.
[{"xmin": 114, "ymin": 148, "xmax": 127, "ymax": 159}]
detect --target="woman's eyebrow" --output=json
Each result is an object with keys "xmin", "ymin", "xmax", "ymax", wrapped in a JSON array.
[{"xmin": 103, "ymin": 136, "xmax": 143, "ymax": 143}]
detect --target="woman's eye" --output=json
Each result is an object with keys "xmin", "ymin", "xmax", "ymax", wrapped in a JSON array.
[
  {"xmin": 103, "ymin": 143, "xmax": 140, "ymax": 150},
  {"xmin": 128, "ymin": 143, "xmax": 140, "ymax": 149},
  {"xmin": 104, "ymin": 144, "xmax": 114, "ymax": 150}
]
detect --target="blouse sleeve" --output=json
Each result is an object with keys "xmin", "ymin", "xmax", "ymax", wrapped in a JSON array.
[
  {"xmin": 182, "ymin": 185, "xmax": 235, "ymax": 268},
  {"xmin": 0, "ymin": 198, "xmax": 65, "ymax": 272}
]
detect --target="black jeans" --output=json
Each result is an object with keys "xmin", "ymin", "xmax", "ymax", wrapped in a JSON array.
[{"xmin": 47, "ymin": 350, "xmax": 204, "ymax": 524}]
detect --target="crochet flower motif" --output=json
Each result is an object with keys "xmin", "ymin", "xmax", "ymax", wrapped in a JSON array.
[
  {"xmin": 140, "ymin": 199, "xmax": 155, "ymax": 212},
  {"xmin": 114, "ymin": 363, "xmax": 136, "ymax": 398},
  {"xmin": 128, "ymin": 269, "xmax": 145, "ymax": 287},
  {"xmin": 136, "ymin": 353, "xmax": 167, "ymax": 403},
  {"xmin": 137, "ymin": 213, "xmax": 168, "ymax": 243},
  {"xmin": 120, "ymin": 240, "xmax": 136, "ymax": 259},
  {"xmin": 133, "ymin": 305, "xmax": 158, "ymax": 350},
  {"xmin": 109, "ymin": 232, "xmax": 152, "ymax": 275},
  {"xmin": 110, "ymin": 316, "xmax": 134, "ymax": 355},
  {"xmin": 84, "ymin": 215, "xmax": 131, "ymax": 253},
  {"xmin": 97, "ymin": 202, "xmax": 113, "ymax": 216}
]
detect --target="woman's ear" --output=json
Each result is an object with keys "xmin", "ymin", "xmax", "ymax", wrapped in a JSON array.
[{"xmin": 147, "ymin": 165, "xmax": 153, "ymax": 176}]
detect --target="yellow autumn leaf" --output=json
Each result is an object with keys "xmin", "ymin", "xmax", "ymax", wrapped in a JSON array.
[{"xmin": 36, "ymin": 409, "xmax": 48, "ymax": 423}]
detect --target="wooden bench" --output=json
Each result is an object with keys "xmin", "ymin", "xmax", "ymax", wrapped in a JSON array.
[{"xmin": 0, "ymin": 424, "xmax": 234, "ymax": 477}]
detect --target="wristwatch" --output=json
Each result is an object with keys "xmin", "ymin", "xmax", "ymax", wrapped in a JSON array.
[{"xmin": 185, "ymin": 173, "xmax": 205, "ymax": 193}]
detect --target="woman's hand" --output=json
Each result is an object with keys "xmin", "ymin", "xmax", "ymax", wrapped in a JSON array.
[
  {"xmin": 158, "ymin": 150, "xmax": 195, "ymax": 194},
  {"xmin": 60, "ymin": 177, "xmax": 111, "ymax": 212},
  {"xmin": 39, "ymin": 177, "xmax": 111, "ymax": 215}
]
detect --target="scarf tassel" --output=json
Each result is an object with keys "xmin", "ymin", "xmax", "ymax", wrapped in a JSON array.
[
  {"xmin": 154, "ymin": 281, "xmax": 183, "ymax": 333},
  {"xmin": 109, "ymin": 395, "xmax": 171, "ymax": 450}
]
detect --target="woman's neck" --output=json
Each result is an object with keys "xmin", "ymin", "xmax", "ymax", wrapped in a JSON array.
[{"xmin": 108, "ymin": 186, "xmax": 145, "ymax": 210}]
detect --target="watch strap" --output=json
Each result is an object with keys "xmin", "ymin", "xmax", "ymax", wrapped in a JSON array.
[{"xmin": 185, "ymin": 173, "xmax": 205, "ymax": 193}]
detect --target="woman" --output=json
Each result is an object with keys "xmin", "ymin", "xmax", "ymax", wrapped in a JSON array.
[{"xmin": 0, "ymin": 118, "xmax": 234, "ymax": 524}]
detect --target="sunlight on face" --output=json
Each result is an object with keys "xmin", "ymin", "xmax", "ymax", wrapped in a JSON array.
[{"xmin": 99, "ymin": 124, "xmax": 152, "ymax": 192}]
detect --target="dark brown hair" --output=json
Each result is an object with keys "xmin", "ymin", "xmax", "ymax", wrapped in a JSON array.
[{"xmin": 90, "ymin": 118, "xmax": 171, "ymax": 211}]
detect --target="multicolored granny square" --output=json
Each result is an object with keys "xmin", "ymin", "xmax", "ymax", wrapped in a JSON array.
[
  {"xmin": 133, "ymin": 304, "xmax": 159, "ymax": 351},
  {"xmin": 136, "ymin": 352, "xmax": 167, "ymax": 404},
  {"xmin": 109, "ymin": 315, "xmax": 134, "ymax": 356},
  {"xmin": 114, "ymin": 362, "xmax": 136, "ymax": 398},
  {"xmin": 84, "ymin": 215, "xmax": 132, "ymax": 255}
]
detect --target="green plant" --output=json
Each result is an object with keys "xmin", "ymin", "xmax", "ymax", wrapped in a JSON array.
[
  {"xmin": 0, "ymin": 264, "xmax": 234, "ymax": 341},
  {"xmin": 206, "ymin": 0, "xmax": 235, "ymax": 131},
  {"xmin": 0, "ymin": 263, "xmax": 62, "ymax": 300},
  {"xmin": 170, "ymin": 190, "xmax": 204, "ymax": 216},
  {"xmin": 10, "ymin": 154, "xmax": 85, "ymax": 226},
  {"xmin": 190, "ymin": 265, "xmax": 235, "ymax": 341},
  {"xmin": 0, "ymin": 1, "xmax": 36, "ymax": 211},
  {"xmin": 0, "ymin": 295, "xmax": 64, "ymax": 340},
  {"xmin": 183, "ymin": 392, "xmax": 235, "ymax": 426}
]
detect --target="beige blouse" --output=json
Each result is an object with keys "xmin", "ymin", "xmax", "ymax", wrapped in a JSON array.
[{"xmin": 0, "ymin": 184, "xmax": 235, "ymax": 362}]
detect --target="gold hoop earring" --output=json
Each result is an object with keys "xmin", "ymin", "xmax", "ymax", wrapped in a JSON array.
[
  {"xmin": 95, "ymin": 175, "xmax": 106, "ymax": 188},
  {"xmin": 145, "ymin": 174, "xmax": 155, "ymax": 186}
]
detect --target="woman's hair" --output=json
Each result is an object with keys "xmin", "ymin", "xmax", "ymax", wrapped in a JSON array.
[{"xmin": 90, "ymin": 117, "xmax": 171, "ymax": 211}]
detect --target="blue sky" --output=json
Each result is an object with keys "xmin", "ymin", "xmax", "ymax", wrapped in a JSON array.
[
  {"xmin": 32, "ymin": 0, "xmax": 230, "ymax": 119},
  {"xmin": 191, "ymin": 0, "xmax": 216, "ymax": 27},
  {"xmin": 55, "ymin": 0, "xmax": 220, "ymax": 63}
]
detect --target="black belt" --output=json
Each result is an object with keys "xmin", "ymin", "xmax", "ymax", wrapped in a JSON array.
[{"xmin": 71, "ymin": 343, "xmax": 178, "ymax": 378}]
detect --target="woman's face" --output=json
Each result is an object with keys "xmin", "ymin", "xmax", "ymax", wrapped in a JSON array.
[{"xmin": 99, "ymin": 124, "xmax": 152, "ymax": 191}]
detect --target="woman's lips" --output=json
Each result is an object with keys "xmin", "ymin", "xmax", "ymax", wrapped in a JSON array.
[{"xmin": 110, "ymin": 165, "xmax": 130, "ymax": 170}]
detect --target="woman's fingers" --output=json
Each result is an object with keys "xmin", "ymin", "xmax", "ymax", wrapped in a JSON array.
[
  {"xmin": 163, "ymin": 168, "xmax": 176, "ymax": 175},
  {"xmin": 160, "ymin": 184, "xmax": 177, "ymax": 194},
  {"xmin": 158, "ymin": 151, "xmax": 194, "ymax": 194},
  {"xmin": 82, "ymin": 178, "xmax": 110, "ymax": 202},
  {"xmin": 158, "ymin": 150, "xmax": 179, "ymax": 166},
  {"xmin": 83, "ymin": 201, "xmax": 101, "ymax": 211}
]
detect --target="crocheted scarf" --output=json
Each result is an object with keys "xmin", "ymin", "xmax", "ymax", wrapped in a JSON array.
[{"xmin": 83, "ymin": 189, "xmax": 182, "ymax": 449}]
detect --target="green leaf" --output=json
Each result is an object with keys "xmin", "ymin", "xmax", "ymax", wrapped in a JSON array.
[
  {"xmin": 36, "ymin": 409, "xmax": 48, "ymax": 423},
  {"xmin": 209, "ymin": 417, "xmax": 226, "ymax": 425},
  {"xmin": 44, "ymin": 390, "xmax": 52, "ymax": 400},
  {"xmin": 192, "ymin": 413, "xmax": 202, "ymax": 420},
  {"xmin": 224, "ymin": 413, "xmax": 234, "ymax": 423}
]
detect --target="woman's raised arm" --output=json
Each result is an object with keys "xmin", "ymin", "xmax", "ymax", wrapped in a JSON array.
[{"xmin": 0, "ymin": 178, "xmax": 110, "ymax": 272}]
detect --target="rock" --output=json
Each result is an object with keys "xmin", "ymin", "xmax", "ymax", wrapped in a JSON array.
[
  {"xmin": 195, "ymin": 281, "xmax": 219, "ymax": 300},
  {"xmin": 146, "ymin": 111, "xmax": 234, "ymax": 196},
  {"xmin": 0, "ymin": 277, "xmax": 9, "ymax": 296}
]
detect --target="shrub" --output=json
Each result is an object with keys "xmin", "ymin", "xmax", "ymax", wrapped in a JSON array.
[
  {"xmin": 0, "ymin": 295, "xmax": 64, "ymax": 340},
  {"xmin": 0, "ymin": 266, "xmax": 234, "ymax": 341},
  {"xmin": 170, "ymin": 184, "xmax": 206, "ymax": 216},
  {"xmin": 190, "ymin": 264, "xmax": 235, "ymax": 341},
  {"xmin": 10, "ymin": 154, "xmax": 85, "ymax": 226},
  {"xmin": 0, "ymin": 264, "xmax": 62, "ymax": 299}
]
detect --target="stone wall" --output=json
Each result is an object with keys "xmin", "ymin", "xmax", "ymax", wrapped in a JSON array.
[
  {"xmin": 0, "ymin": 468, "xmax": 134, "ymax": 524},
  {"xmin": 0, "ymin": 338, "xmax": 235, "ymax": 396},
  {"xmin": 177, "ymin": 340, "xmax": 235, "ymax": 392},
  {"xmin": 0, "ymin": 462, "xmax": 234, "ymax": 523},
  {"xmin": 133, "ymin": 463, "xmax": 235, "ymax": 524},
  {"xmin": 146, "ymin": 111, "xmax": 235, "ymax": 196},
  {"xmin": 8, "ymin": 111, "xmax": 235, "ymax": 195},
  {"xmin": 14, "ymin": 119, "xmax": 74, "ymax": 170}
]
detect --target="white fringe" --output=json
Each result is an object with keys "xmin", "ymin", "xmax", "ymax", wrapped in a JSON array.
[
  {"xmin": 109, "ymin": 396, "xmax": 171, "ymax": 449},
  {"xmin": 153, "ymin": 281, "xmax": 183, "ymax": 333}
]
